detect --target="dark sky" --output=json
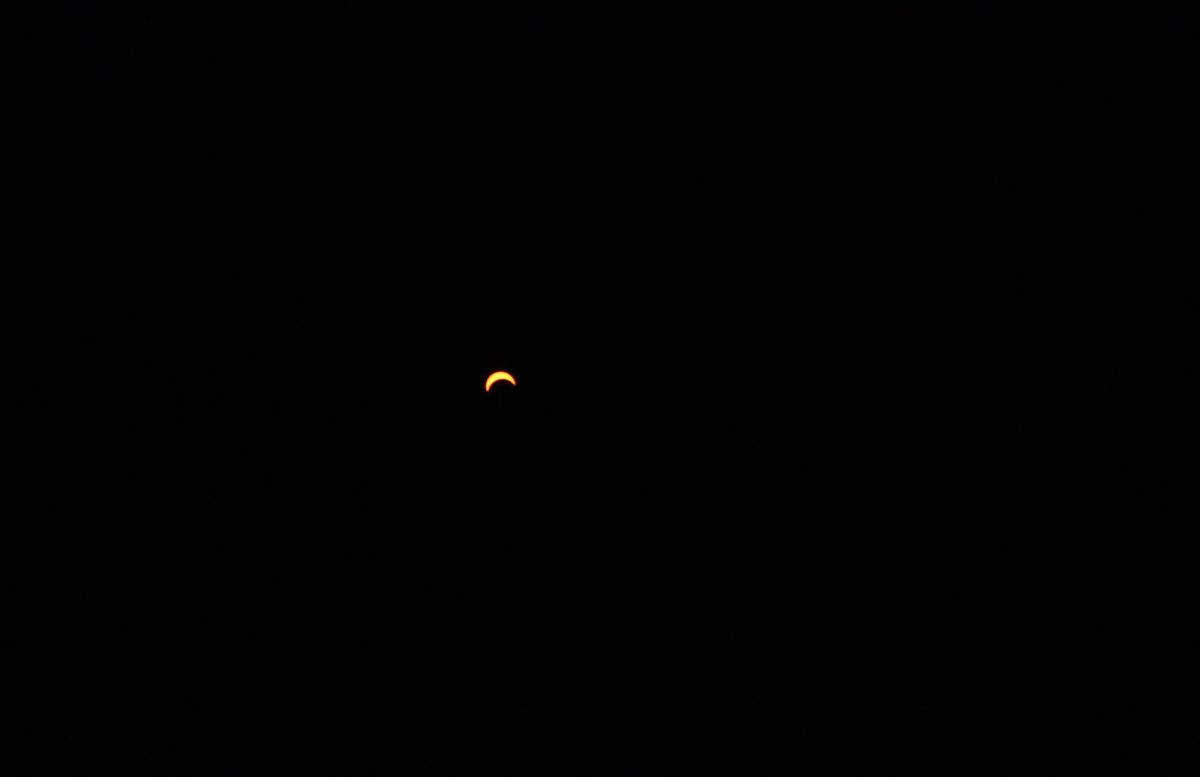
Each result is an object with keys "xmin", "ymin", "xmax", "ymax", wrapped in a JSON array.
[{"xmin": 31, "ymin": 3, "xmax": 1172, "ymax": 773}]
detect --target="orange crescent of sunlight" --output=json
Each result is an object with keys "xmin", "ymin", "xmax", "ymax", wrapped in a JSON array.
[{"xmin": 485, "ymin": 371, "xmax": 517, "ymax": 392}]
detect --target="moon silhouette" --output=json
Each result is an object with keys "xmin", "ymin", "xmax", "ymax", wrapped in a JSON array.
[{"xmin": 485, "ymin": 371, "xmax": 517, "ymax": 392}]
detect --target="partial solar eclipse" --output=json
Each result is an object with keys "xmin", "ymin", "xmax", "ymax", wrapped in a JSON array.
[{"xmin": 485, "ymin": 371, "xmax": 516, "ymax": 392}]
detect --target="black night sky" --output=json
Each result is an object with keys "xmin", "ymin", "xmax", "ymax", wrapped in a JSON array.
[{"xmin": 31, "ymin": 2, "xmax": 1182, "ymax": 773}]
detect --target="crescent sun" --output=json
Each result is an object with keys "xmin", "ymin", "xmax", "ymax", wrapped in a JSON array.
[{"xmin": 485, "ymin": 371, "xmax": 517, "ymax": 392}]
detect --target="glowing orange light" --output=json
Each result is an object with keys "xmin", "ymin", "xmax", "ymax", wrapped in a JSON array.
[{"xmin": 485, "ymin": 371, "xmax": 517, "ymax": 392}]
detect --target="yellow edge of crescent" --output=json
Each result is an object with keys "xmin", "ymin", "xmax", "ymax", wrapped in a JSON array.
[{"xmin": 485, "ymin": 371, "xmax": 516, "ymax": 392}]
